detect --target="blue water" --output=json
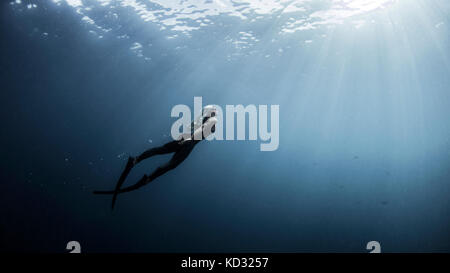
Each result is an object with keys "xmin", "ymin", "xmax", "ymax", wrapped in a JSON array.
[{"xmin": 1, "ymin": 0, "xmax": 449, "ymax": 252}]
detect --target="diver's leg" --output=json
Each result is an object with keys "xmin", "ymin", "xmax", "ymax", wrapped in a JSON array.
[
  {"xmin": 93, "ymin": 141, "xmax": 180, "ymax": 201},
  {"xmin": 108, "ymin": 141, "xmax": 181, "ymax": 209},
  {"xmin": 108, "ymin": 161, "xmax": 174, "ymax": 209},
  {"xmin": 97, "ymin": 142, "xmax": 195, "ymax": 200},
  {"xmin": 135, "ymin": 140, "xmax": 180, "ymax": 163},
  {"xmin": 112, "ymin": 162, "xmax": 176, "ymax": 194}
]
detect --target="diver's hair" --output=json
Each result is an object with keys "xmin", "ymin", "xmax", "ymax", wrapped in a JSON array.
[{"xmin": 202, "ymin": 105, "xmax": 216, "ymax": 116}]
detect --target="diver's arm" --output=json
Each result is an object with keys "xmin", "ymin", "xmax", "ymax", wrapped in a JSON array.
[
  {"xmin": 181, "ymin": 117, "xmax": 217, "ymax": 142},
  {"xmin": 202, "ymin": 117, "xmax": 217, "ymax": 138},
  {"xmin": 180, "ymin": 127, "xmax": 202, "ymax": 142},
  {"xmin": 180, "ymin": 106, "xmax": 217, "ymax": 142},
  {"xmin": 175, "ymin": 118, "xmax": 199, "ymax": 141}
]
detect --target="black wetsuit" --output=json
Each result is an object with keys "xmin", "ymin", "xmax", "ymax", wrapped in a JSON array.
[{"xmin": 93, "ymin": 115, "xmax": 214, "ymax": 209}]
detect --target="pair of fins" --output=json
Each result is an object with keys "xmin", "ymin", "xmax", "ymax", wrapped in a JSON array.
[{"xmin": 93, "ymin": 157, "xmax": 135, "ymax": 210}]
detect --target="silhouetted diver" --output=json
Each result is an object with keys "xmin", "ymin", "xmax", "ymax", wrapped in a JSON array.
[{"xmin": 93, "ymin": 106, "xmax": 217, "ymax": 209}]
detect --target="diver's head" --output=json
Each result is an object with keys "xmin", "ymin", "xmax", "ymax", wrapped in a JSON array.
[
  {"xmin": 202, "ymin": 105, "xmax": 217, "ymax": 124},
  {"xmin": 203, "ymin": 105, "xmax": 217, "ymax": 118}
]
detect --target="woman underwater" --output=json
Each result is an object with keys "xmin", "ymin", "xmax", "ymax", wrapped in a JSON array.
[{"xmin": 93, "ymin": 105, "xmax": 217, "ymax": 209}]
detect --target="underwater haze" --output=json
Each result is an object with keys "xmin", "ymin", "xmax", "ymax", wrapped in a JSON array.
[{"xmin": 1, "ymin": 0, "xmax": 450, "ymax": 252}]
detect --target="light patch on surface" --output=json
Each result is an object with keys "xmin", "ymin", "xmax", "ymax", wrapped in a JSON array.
[
  {"xmin": 130, "ymin": 42, "xmax": 149, "ymax": 60},
  {"xmin": 130, "ymin": 42, "xmax": 142, "ymax": 51},
  {"xmin": 21, "ymin": 0, "xmax": 399, "ymax": 60},
  {"xmin": 81, "ymin": 16, "xmax": 95, "ymax": 25},
  {"xmin": 65, "ymin": 0, "xmax": 82, "ymax": 8},
  {"xmin": 52, "ymin": 0, "xmax": 398, "ymax": 34},
  {"xmin": 282, "ymin": 0, "xmax": 395, "ymax": 33},
  {"xmin": 226, "ymin": 31, "xmax": 259, "ymax": 51}
]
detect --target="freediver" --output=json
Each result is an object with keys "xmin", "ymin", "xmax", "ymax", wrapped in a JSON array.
[{"xmin": 93, "ymin": 105, "xmax": 217, "ymax": 209}]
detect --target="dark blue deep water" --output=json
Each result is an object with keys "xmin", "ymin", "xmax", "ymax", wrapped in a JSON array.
[{"xmin": 1, "ymin": 0, "xmax": 449, "ymax": 252}]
